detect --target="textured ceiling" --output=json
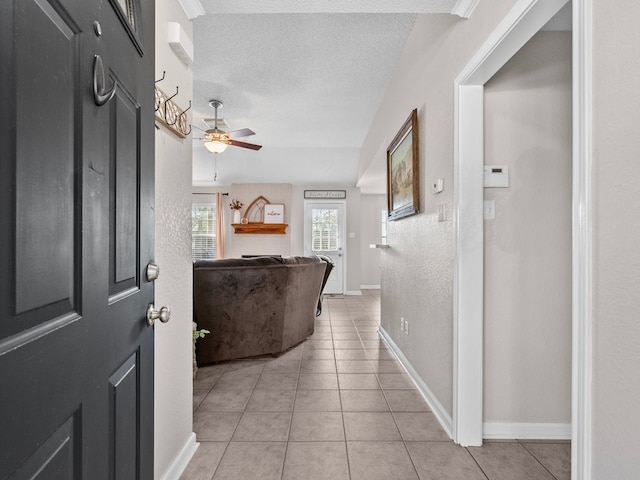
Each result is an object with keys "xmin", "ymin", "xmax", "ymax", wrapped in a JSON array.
[
  {"xmin": 189, "ymin": 1, "xmax": 570, "ymax": 189},
  {"xmin": 190, "ymin": 2, "xmax": 459, "ymax": 187}
]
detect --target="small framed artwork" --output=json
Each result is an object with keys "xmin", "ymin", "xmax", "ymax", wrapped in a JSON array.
[
  {"xmin": 387, "ymin": 108, "xmax": 419, "ymax": 221},
  {"xmin": 263, "ymin": 204, "xmax": 285, "ymax": 224}
]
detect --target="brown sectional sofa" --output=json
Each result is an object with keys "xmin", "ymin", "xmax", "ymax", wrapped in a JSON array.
[{"xmin": 193, "ymin": 255, "xmax": 333, "ymax": 365}]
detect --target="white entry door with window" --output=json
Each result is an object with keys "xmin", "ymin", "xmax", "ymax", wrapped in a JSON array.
[{"xmin": 304, "ymin": 202, "xmax": 345, "ymax": 294}]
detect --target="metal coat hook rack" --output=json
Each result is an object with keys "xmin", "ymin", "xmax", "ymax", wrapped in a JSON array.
[
  {"xmin": 155, "ymin": 71, "xmax": 166, "ymax": 112},
  {"xmin": 154, "ymin": 72, "xmax": 191, "ymax": 138},
  {"xmin": 177, "ymin": 101, "xmax": 192, "ymax": 135}
]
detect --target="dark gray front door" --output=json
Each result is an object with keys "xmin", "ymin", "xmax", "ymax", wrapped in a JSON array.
[{"xmin": 0, "ymin": 0, "xmax": 155, "ymax": 477}]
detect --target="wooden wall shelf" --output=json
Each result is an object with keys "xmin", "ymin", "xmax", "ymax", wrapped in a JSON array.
[{"xmin": 232, "ymin": 223, "xmax": 288, "ymax": 234}]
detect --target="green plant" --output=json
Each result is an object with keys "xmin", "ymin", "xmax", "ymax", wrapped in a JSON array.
[{"xmin": 193, "ymin": 328, "xmax": 210, "ymax": 343}]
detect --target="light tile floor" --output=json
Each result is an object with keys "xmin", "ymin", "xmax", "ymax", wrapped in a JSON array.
[{"xmin": 184, "ymin": 290, "xmax": 571, "ymax": 480}]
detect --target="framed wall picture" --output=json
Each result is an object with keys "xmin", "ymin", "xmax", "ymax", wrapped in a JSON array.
[
  {"xmin": 263, "ymin": 204, "xmax": 285, "ymax": 224},
  {"xmin": 387, "ymin": 108, "xmax": 419, "ymax": 221}
]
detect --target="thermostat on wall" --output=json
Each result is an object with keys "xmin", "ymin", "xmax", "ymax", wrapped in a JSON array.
[{"xmin": 484, "ymin": 166, "xmax": 509, "ymax": 188}]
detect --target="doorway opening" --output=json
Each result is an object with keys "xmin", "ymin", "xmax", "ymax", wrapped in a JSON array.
[
  {"xmin": 453, "ymin": 1, "xmax": 591, "ymax": 476},
  {"xmin": 482, "ymin": 27, "xmax": 572, "ymax": 440}
]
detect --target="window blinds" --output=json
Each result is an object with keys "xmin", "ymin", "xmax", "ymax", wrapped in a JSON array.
[{"xmin": 192, "ymin": 204, "xmax": 216, "ymax": 260}]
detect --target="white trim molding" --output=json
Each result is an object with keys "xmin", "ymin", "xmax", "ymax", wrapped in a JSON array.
[
  {"xmin": 484, "ymin": 422, "xmax": 572, "ymax": 440},
  {"xmin": 177, "ymin": 0, "xmax": 205, "ymax": 20},
  {"xmin": 452, "ymin": 0, "xmax": 571, "ymax": 448},
  {"xmin": 452, "ymin": 83, "xmax": 484, "ymax": 447},
  {"xmin": 158, "ymin": 433, "xmax": 198, "ymax": 480},
  {"xmin": 451, "ymin": 0, "xmax": 481, "ymax": 18},
  {"xmin": 378, "ymin": 326, "xmax": 453, "ymax": 438},
  {"xmin": 571, "ymin": 0, "xmax": 593, "ymax": 478},
  {"xmin": 360, "ymin": 285, "xmax": 381, "ymax": 290}
]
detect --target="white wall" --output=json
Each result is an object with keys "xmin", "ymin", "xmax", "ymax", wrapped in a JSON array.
[
  {"xmin": 362, "ymin": 1, "xmax": 640, "ymax": 472},
  {"xmin": 592, "ymin": 0, "xmax": 640, "ymax": 477},
  {"xmin": 483, "ymin": 31, "xmax": 572, "ymax": 426},
  {"xmin": 361, "ymin": 2, "xmax": 519, "ymax": 419},
  {"xmin": 227, "ymin": 183, "xmax": 292, "ymax": 258},
  {"xmin": 359, "ymin": 194, "xmax": 386, "ymax": 288},
  {"xmin": 154, "ymin": 2, "xmax": 195, "ymax": 478}
]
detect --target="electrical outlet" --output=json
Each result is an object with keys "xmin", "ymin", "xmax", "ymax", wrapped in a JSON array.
[
  {"xmin": 405, "ymin": 320, "xmax": 409, "ymax": 335},
  {"xmin": 400, "ymin": 317, "xmax": 405, "ymax": 332}
]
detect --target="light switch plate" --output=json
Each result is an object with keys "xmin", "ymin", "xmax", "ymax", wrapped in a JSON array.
[
  {"xmin": 438, "ymin": 203, "xmax": 446, "ymax": 222},
  {"xmin": 484, "ymin": 200, "xmax": 496, "ymax": 220}
]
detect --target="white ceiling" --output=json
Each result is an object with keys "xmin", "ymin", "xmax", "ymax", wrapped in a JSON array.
[
  {"xmin": 190, "ymin": 1, "xmax": 462, "ymax": 187},
  {"xmin": 188, "ymin": 0, "xmax": 570, "ymax": 190}
]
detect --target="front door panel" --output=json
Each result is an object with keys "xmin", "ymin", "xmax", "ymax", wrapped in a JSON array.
[
  {"xmin": 109, "ymin": 86, "xmax": 141, "ymax": 298},
  {"xmin": 0, "ymin": 0, "xmax": 155, "ymax": 477},
  {"xmin": 305, "ymin": 202, "xmax": 345, "ymax": 294}
]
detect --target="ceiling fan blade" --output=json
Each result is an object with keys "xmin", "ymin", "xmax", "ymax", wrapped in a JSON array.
[
  {"xmin": 228, "ymin": 139, "xmax": 262, "ymax": 150},
  {"xmin": 227, "ymin": 128, "xmax": 256, "ymax": 139}
]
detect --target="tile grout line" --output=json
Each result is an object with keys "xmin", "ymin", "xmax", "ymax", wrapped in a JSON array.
[
  {"xmin": 335, "ymin": 305, "xmax": 354, "ymax": 480},
  {"xmin": 463, "ymin": 447, "xmax": 491, "ymax": 480},
  {"xmin": 279, "ymin": 347, "xmax": 303, "ymax": 480},
  {"xmin": 517, "ymin": 440, "xmax": 562, "ymax": 480}
]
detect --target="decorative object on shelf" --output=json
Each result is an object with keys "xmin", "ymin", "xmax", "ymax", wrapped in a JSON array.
[
  {"xmin": 154, "ymin": 71, "xmax": 192, "ymax": 138},
  {"xmin": 264, "ymin": 204, "xmax": 284, "ymax": 224},
  {"xmin": 244, "ymin": 196, "xmax": 269, "ymax": 223},
  {"xmin": 229, "ymin": 198, "xmax": 243, "ymax": 224},
  {"xmin": 232, "ymin": 195, "xmax": 288, "ymax": 234},
  {"xmin": 387, "ymin": 108, "xmax": 420, "ymax": 221}
]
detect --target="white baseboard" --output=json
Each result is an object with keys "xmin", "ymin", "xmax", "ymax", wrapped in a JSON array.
[
  {"xmin": 483, "ymin": 422, "xmax": 572, "ymax": 440},
  {"xmin": 360, "ymin": 285, "xmax": 381, "ymax": 290},
  {"xmin": 345, "ymin": 290, "xmax": 363, "ymax": 296},
  {"xmin": 378, "ymin": 326, "xmax": 454, "ymax": 439},
  {"xmin": 158, "ymin": 432, "xmax": 199, "ymax": 480}
]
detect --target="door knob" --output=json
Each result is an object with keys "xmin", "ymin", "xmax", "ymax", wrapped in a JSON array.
[{"xmin": 147, "ymin": 304, "xmax": 171, "ymax": 326}]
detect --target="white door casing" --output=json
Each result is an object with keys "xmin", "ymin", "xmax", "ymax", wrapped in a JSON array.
[
  {"xmin": 304, "ymin": 201, "xmax": 346, "ymax": 295},
  {"xmin": 453, "ymin": 0, "xmax": 582, "ymax": 451}
]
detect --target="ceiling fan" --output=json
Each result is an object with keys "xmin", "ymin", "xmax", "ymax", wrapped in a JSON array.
[{"xmin": 200, "ymin": 99, "xmax": 262, "ymax": 154}]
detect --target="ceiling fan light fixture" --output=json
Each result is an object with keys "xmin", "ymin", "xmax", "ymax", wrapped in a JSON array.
[
  {"xmin": 204, "ymin": 140, "xmax": 229, "ymax": 154},
  {"xmin": 200, "ymin": 98, "xmax": 262, "ymax": 154}
]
